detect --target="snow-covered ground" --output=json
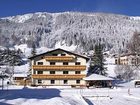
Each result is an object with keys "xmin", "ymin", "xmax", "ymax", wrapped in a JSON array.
[
  {"xmin": 0, "ymin": 86, "xmax": 87, "ymax": 105},
  {"xmin": 106, "ymin": 65, "xmax": 116, "ymax": 77},
  {"xmin": 0, "ymin": 81, "xmax": 140, "ymax": 105},
  {"xmin": 105, "ymin": 56, "xmax": 116, "ymax": 77}
]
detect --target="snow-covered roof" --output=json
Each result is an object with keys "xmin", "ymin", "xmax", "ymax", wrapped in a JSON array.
[
  {"xmin": 13, "ymin": 74, "xmax": 27, "ymax": 77},
  {"xmin": 14, "ymin": 64, "xmax": 29, "ymax": 73},
  {"xmin": 133, "ymin": 80, "xmax": 140, "ymax": 82},
  {"xmin": 83, "ymin": 74, "xmax": 114, "ymax": 81}
]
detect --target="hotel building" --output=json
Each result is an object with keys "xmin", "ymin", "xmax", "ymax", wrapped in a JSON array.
[{"xmin": 29, "ymin": 48, "xmax": 89, "ymax": 86}]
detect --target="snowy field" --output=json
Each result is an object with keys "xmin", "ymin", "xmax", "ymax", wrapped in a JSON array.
[{"xmin": 0, "ymin": 81, "xmax": 140, "ymax": 105}]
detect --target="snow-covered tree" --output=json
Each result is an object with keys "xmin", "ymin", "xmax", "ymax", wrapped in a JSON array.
[
  {"xmin": 31, "ymin": 42, "xmax": 37, "ymax": 56},
  {"xmin": 88, "ymin": 44, "xmax": 107, "ymax": 76},
  {"xmin": 127, "ymin": 31, "xmax": 140, "ymax": 53},
  {"xmin": 1, "ymin": 12, "xmax": 140, "ymax": 52},
  {"xmin": 0, "ymin": 48, "xmax": 23, "ymax": 66},
  {"xmin": 115, "ymin": 65, "xmax": 136, "ymax": 80}
]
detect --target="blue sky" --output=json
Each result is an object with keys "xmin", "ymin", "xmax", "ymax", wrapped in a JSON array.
[{"xmin": 0, "ymin": 0, "xmax": 140, "ymax": 17}]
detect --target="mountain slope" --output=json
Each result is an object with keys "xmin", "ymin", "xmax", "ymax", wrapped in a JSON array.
[{"xmin": 1, "ymin": 12, "xmax": 140, "ymax": 53}]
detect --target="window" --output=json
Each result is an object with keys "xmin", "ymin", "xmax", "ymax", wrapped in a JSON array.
[
  {"xmin": 61, "ymin": 54, "xmax": 66, "ymax": 56},
  {"xmin": 76, "ymin": 80, "xmax": 80, "ymax": 84},
  {"xmin": 115, "ymin": 59, "xmax": 118, "ymax": 64},
  {"xmin": 38, "ymin": 71, "xmax": 43, "ymax": 74},
  {"xmin": 63, "ymin": 62, "xmax": 68, "ymax": 65},
  {"xmin": 75, "ymin": 62, "xmax": 80, "ymax": 65},
  {"xmin": 33, "ymin": 71, "xmax": 36, "ymax": 74},
  {"xmin": 52, "ymin": 54, "xmax": 58, "ymax": 56},
  {"xmin": 64, "ymin": 80, "xmax": 68, "ymax": 84},
  {"xmin": 50, "ymin": 62, "xmax": 55, "ymax": 65},
  {"xmin": 38, "ymin": 79, "xmax": 42, "ymax": 84},
  {"xmin": 75, "ymin": 71, "xmax": 80, "ymax": 74},
  {"xmin": 63, "ymin": 71, "xmax": 69, "ymax": 74},
  {"xmin": 38, "ymin": 62, "xmax": 43, "ymax": 65},
  {"xmin": 51, "ymin": 80, "xmax": 55, "ymax": 84},
  {"xmin": 50, "ymin": 71, "xmax": 55, "ymax": 74}
]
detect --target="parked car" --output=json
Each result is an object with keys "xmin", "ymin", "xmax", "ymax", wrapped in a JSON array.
[{"xmin": 134, "ymin": 80, "xmax": 140, "ymax": 88}]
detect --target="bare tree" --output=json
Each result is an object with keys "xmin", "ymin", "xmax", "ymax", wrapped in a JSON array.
[
  {"xmin": 127, "ymin": 31, "xmax": 140, "ymax": 53},
  {"xmin": 115, "ymin": 65, "xmax": 136, "ymax": 81}
]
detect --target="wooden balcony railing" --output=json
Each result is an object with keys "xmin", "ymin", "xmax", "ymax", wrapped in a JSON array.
[
  {"xmin": 45, "ymin": 56, "xmax": 74, "ymax": 61},
  {"xmin": 32, "ymin": 65, "xmax": 86, "ymax": 70},
  {"xmin": 32, "ymin": 74, "xmax": 86, "ymax": 79}
]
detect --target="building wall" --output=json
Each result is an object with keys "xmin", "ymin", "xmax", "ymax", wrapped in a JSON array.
[
  {"xmin": 31, "ymin": 50, "xmax": 87, "ymax": 86},
  {"xmin": 35, "ymin": 56, "xmax": 86, "ymax": 65},
  {"xmin": 115, "ymin": 54, "xmax": 140, "ymax": 65},
  {"xmin": 33, "ymin": 79, "xmax": 85, "ymax": 86}
]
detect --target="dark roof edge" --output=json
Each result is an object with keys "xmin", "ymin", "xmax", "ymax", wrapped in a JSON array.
[{"xmin": 28, "ymin": 48, "xmax": 89, "ymax": 60}]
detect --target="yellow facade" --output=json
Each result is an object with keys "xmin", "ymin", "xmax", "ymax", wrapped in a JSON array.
[{"xmin": 115, "ymin": 54, "xmax": 140, "ymax": 65}]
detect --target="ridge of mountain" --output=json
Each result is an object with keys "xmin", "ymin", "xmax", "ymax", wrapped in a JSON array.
[{"xmin": 1, "ymin": 12, "xmax": 140, "ymax": 53}]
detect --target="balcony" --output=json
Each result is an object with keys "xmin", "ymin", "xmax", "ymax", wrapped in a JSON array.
[
  {"xmin": 45, "ymin": 56, "xmax": 74, "ymax": 61},
  {"xmin": 32, "ymin": 74, "xmax": 86, "ymax": 79},
  {"xmin": 32, "ymin": 65, "xmax": 86, "ymax": 70}
]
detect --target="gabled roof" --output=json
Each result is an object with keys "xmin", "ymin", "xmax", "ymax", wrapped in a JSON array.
[
  {"xmin": 29, "ymin": 48, "xmax": 89, "ymax": 60},
  {"xmin": 119, "ymin": 53, "xmax": 140, "ymax": 57},
  {"xmin": 13, "ymin": 74, "xmax": 27, "ymax": 78},
  {"xmin": 83, "ymin": 74, "xmax": 114, "ymax": 81},
  {"xmin": 120, "ymin": 53, "xmax": 136, "ymax": 57}
]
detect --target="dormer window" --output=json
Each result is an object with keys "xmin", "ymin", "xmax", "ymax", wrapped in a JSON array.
[
  {"xmin": 52, "ymin": 54, "xmax": 58, "ymax": 56},
  {"xmin": 61, "ymin": 54, "xmax": 66, "ymax": 56}
]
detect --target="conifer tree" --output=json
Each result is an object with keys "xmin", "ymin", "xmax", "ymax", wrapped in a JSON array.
[
  {"xmin": 31, "ymin": 42, "xmax": 36, "ymax": 56},
  {"xmin": 88, "ymin": 43, "xmax": 107, "ymax": 76}
]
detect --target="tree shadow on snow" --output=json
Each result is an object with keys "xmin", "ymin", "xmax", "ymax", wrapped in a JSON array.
[
  {"xmin": 84, "ymin": 98, "xmax": 94, "ymax": 105},
  {"xmin": 113, "ymin": 80, "xmax": 126, "ymax": 87},
  {"xmin": 0, "ymin": 86, "xmax": 61, "ymax": 101}
]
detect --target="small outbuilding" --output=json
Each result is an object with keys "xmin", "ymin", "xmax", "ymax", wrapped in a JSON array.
[
  {"xmin": 13, "ymin": 73, "xmax": 30, "ymax": 86},
  {"xmin": 83, "ymin": 74, "xmax": 114, "ymax": 88}
]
